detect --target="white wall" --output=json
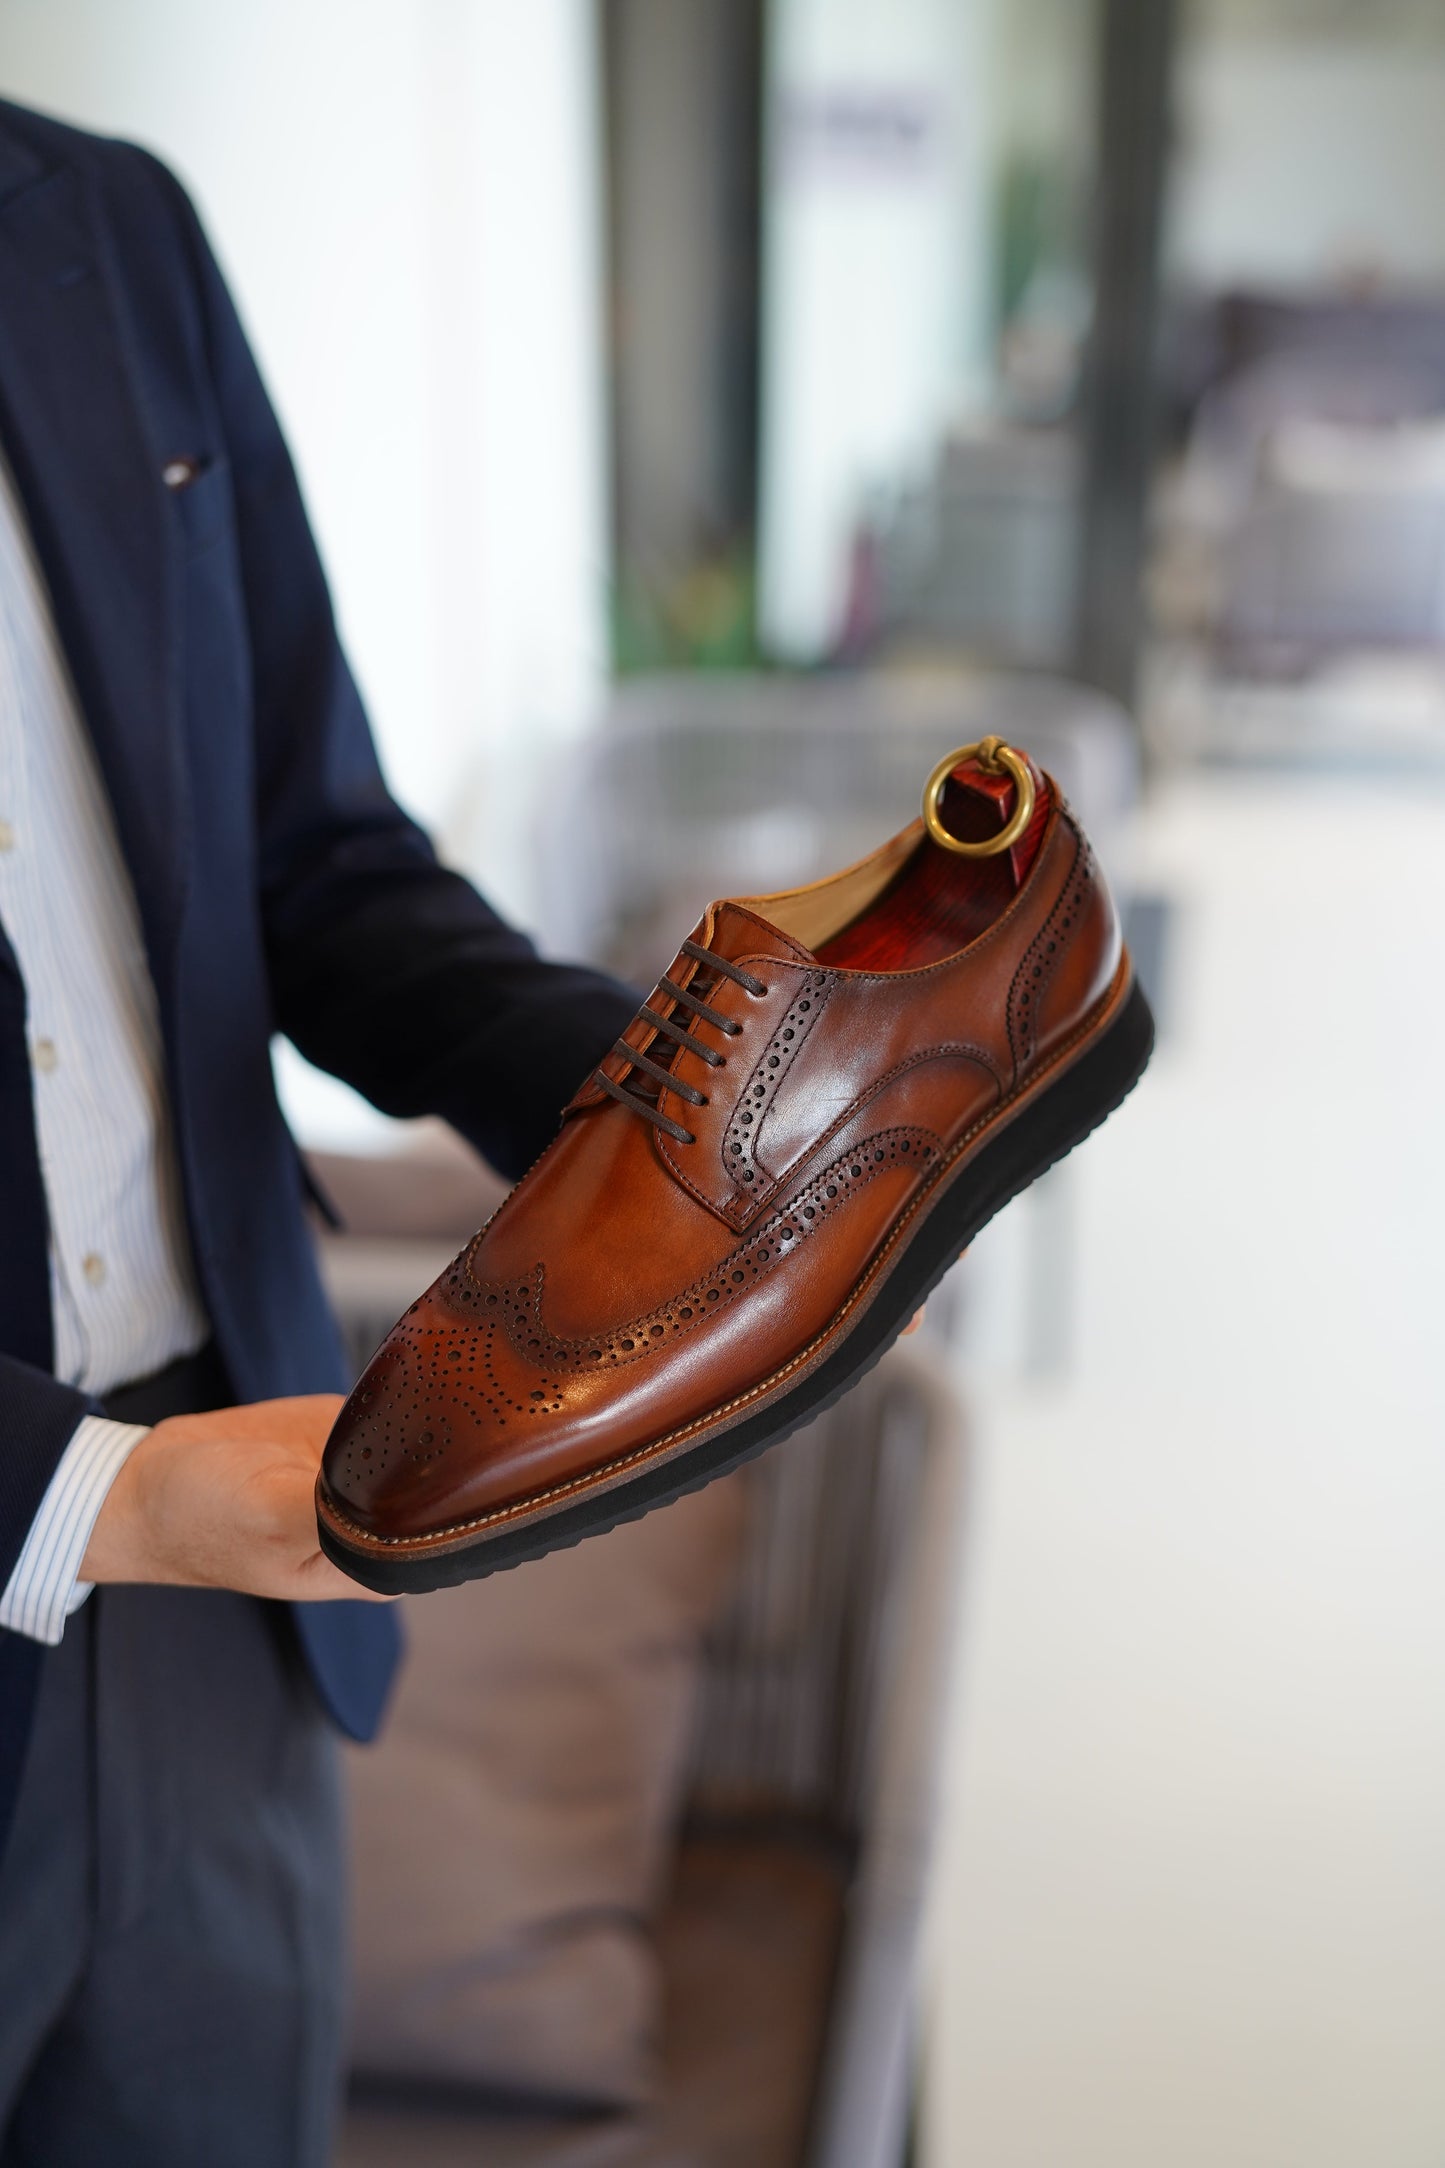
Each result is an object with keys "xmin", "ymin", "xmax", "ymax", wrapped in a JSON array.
[
  {"xmin": 1171, "ymin": 30, "xmax": 1445, "ymax": 289},
  {"xmin": 0, "ymin": 0, "xmax": 608, "ymax": 1142}
]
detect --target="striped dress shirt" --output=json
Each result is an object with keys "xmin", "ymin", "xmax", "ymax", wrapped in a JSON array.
[{"xmin": 0, "ymin": 446, "xmax": 209, "ymax": 1643}]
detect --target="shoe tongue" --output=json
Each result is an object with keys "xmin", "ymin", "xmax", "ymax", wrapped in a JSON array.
[{"xmin": 702, "ymin": 899, "xmax": 819, "ymax": 969}]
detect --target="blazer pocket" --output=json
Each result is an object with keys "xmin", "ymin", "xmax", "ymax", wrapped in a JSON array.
[{"xmin": 167, "ymin": 452, "xmax": 234, "ymax": 555}]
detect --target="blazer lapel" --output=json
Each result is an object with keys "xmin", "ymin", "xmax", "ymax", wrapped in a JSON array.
[{"xmin": 0, "ymin": 120, "xmax": 186, "ymax": 1005}]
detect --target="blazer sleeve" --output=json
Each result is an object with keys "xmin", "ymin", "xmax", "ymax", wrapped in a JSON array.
[{"xmin": 139, "ymin": 156, "xmax": 636, "ymax": 1184}]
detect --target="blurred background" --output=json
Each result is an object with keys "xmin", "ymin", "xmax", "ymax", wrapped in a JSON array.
[{"xmin": 4, "ymin": 0, "xmax": 1445, "ymax": 2161}]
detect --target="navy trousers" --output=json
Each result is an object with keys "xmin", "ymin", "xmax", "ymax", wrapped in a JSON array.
[{"xmin": 0, "ymin": 1358, "xmax": 345, "ymax": 2166}]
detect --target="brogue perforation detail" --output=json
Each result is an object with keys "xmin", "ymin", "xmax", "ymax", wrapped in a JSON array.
[
  {"xmin": 1008, "ymin": 828, "xmax": 1094, "ymax": 1073},
  {"xmin": 723, "ymin": 971, "xmax": 833, "ymax": 1203},
  {"xmin": 331, "ymin": 1312, "xmax": 568, "ymax": 1487},
  {"xmin": 453, "ymin": 1126, "xmax": 941, "ymax": 1375}
]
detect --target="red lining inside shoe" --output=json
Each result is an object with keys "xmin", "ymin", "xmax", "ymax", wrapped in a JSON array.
[{"xmin": 816, "ymin": 759, "xmax": 1051, "ymax": 971}]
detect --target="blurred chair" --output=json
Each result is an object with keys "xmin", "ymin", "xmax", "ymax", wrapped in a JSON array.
[
  {"xmin": 312, "ymin": 1144, "xmax": 969, "ymax": 2168},
  {"xmin": 1174, "ymin": 351, "xmax": 1445, "ymax": 667},
  {"xmin": 533, "ymin": 669, "xmax": 1138, "ymax": 981},
  {"xmin": 1220, "ymin": 412, "xmax": 1445, "ymax": 662}
]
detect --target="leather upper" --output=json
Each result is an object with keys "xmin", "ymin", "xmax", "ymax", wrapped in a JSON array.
[{"xmin": 320, "ymin": 787, "xmax": 1123, "ymax": 1549}]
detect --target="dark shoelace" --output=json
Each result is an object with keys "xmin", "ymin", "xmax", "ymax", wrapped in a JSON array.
[{"xmin": 592, "ymin": 938, "xmax": 768, "ymax": 1145}]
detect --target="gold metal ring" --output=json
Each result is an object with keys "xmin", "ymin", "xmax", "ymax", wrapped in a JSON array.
[{"xmin": 922, "ymin": 738, "xmax": 1036, "ymax": 858}]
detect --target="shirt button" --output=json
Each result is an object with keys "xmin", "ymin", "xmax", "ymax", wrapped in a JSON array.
[
  {"xmin": 32, "ymin": 1038, "xmax": 58, "ymax": 1073},
  {"xmin": 0, "ymin": 819, "xmax": 14, "ymax": 851},
  {"xmin": 82, "ymin": 1253, "xmax": 107, "ymax": 1288}
]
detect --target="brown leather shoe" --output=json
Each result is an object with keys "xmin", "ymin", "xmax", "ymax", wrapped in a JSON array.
[{"xmin": 317, "ymin": 741, "xmax": 1153, "ymax": 1592}]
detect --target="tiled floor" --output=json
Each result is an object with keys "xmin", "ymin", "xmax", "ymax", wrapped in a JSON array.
[{"xmin": 923, "ymin": 768, "xmax": 1445, "ymax": 2166}]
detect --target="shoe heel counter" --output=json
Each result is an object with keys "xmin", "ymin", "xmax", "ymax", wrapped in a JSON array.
[{"xmin": 1007, "ymin": 812, "xmax": 1122, "ymax": 1081}]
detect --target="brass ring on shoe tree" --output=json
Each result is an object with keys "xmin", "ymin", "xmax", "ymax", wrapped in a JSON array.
[{"xmin": 922, "ymin": 737, "xmax": 1036, "ymax": 858}]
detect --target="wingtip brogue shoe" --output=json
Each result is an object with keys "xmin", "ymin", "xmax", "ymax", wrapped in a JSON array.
[{"xmin": 317, "ymin": 743, "xmax": 1154, "ymax": 1592}]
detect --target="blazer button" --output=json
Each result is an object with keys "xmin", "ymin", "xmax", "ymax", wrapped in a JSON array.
[{"xmin": 162, "ymin": 456, "xmax": 202, "ymax": 491}]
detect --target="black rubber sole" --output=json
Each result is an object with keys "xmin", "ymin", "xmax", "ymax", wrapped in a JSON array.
[{"xmin": 320, "ymin": 974, "xmax": 1155, "ymax": 1594}]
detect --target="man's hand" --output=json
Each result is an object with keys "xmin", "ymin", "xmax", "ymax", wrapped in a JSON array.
[{"xmin": 80, "ymin": 1395, "xmax": 389, "ymax": 1603}]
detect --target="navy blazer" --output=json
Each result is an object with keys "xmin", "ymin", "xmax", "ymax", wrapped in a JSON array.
[{"xmin": 0, "ymin": 101, "xmax": 634, "ymax": 1844}]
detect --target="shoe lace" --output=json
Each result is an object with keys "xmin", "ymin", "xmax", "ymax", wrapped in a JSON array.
[{"xmin": 592, "ymin": 938, "xmax": 767, "ymax": 1145}]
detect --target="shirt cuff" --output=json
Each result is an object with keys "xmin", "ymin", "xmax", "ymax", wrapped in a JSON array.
[{"xmin": 0, "ymin": 1416, "xmax": 150, "ymax": 1645}]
